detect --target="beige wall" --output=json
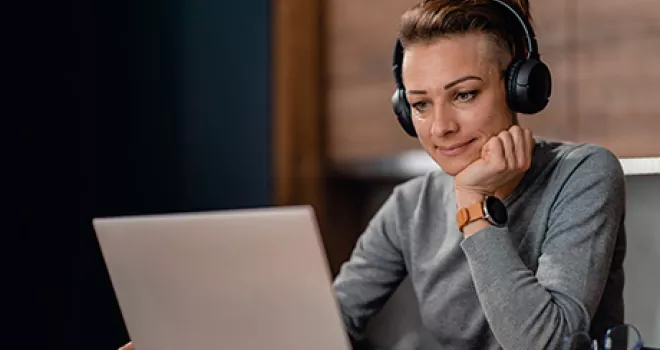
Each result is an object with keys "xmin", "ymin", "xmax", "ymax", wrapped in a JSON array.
[{"xmin": 623, "ymin": 174, "xmax": 660, "ymax": 346}]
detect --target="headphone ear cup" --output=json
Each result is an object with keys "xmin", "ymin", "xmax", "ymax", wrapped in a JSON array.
[
  {"xmin": 505, "ymin": 59, "xmax": 552, "ymax": 114},
  {"xmin": 505, "ymin": 59, "xmax": 525, "ymax": 112},
  {"xmin": 391, "ymin": 89, "xmax": 417, "ymax": 137}
]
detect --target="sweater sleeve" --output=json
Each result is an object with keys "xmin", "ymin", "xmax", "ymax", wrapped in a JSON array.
[
  {"xmin": 460, "ymin": 146, "xmax": 626, "ymax": 350},
  {"xmin": 332, "ymin": 186, "xmax": 408, "ymax": 340}
]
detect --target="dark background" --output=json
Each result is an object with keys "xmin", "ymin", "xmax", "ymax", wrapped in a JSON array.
[
  {"xmin": 12, "ymin": 0, "xmax": 271, "ymax": 348},
  {"xmin": 76, "ymin": 1, "xmax": 273, "ymax": 348}
]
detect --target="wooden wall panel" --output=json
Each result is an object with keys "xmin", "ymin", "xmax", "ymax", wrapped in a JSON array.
[
  {"xmin": 326, "ymin": 0, "xmax": 420, "ymax": 163},
  {"xmin": 518, "ymin": 0, "xmax": 574, "ymax": 143},
  {"xmin": 575, "ymin": 0, "xmax": 660, "ymax": 157}
]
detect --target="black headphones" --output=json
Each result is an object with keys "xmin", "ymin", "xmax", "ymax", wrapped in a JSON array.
[{"xmin": 391, "ymin": 0, "xmax": 552, "ymax": 137}]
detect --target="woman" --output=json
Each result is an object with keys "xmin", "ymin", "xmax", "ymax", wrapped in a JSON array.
[
  {"xmin": 333, "ymin": 0, "xmax": 625, "ymax": 349},
  {"xmin": 121, "ymin": 0, "xmax": 626, "ymax": 349}
]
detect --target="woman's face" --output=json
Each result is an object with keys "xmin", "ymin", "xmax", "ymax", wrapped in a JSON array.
[{"xmin": 402, "ymin": 32, "xmax": 514, "ymax": 176}]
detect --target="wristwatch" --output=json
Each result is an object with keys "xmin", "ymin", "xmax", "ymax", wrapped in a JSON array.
[{"xmin": 456, "ymin": 196, "xmax": 508, "ymax": 232}]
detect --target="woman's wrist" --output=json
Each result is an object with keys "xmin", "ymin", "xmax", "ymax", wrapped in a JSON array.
[
  {"xmin": 455, "ymin": 188, "xmax": 488, "ymax": 209},
  {"xmin": 455, "ymin": 188, "xmax": 493, "ymax": 238}
]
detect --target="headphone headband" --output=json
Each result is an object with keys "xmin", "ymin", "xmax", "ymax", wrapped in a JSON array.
[
  {"xmin": 490, "ymin": 0, "xmax": 538, "ymax": 59},
  {"xmin": 392, "ymin": 39, "xmax": 405, "ymax": 89}
]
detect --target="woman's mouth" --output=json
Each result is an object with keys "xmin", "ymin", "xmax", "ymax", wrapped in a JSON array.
[{"xmin": 436, "ymin": 138, "xmax": 476, "ymax": 157}]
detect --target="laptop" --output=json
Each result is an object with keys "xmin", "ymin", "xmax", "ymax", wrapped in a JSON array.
[{"xmin": 93, "ymin": 205, "xmax": 351, "ymax": 350}]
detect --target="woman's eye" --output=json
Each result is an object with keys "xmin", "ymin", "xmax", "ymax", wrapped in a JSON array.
[
  {"xmin": 411, "ymin": 101, "xmax": 431, "ymax": 112},
  {"xmin": 456, "ymin": 90, "xmax": 478, "ymax": 103}
]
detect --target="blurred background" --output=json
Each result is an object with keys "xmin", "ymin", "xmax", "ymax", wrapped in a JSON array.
[{"xmin": 67, "ymin": 0, "xmax": 660, "ymax": 349}]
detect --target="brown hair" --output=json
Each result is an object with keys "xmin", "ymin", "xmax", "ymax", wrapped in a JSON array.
[{"xmin": 399, "ymin": 0, "xmax": 533, "ymax": 71}]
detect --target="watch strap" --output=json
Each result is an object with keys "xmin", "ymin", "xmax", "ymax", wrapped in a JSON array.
[{"xmin": 456, "ymin": 201, "xmax": 485, "ymax": 232}]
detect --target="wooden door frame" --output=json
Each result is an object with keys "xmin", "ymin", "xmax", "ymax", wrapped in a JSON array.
[
  {"xmin": 272, "ymin": 0, "xmax": 368, "ymax": 275},
  {"xmin": 271, "ymin": 0, "xmax": 325, "ymax": 207},
  {"xmin": 271, "ymin": 0, "xmax": 327, "ymax": 229}
]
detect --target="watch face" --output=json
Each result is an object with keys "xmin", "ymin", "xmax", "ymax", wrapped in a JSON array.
[{"xmin": 485, "ymin": 196, "xmax": 508, "ymax": 226}]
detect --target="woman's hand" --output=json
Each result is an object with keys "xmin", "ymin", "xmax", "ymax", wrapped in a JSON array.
[
  {"xmin": 453, "ymin": 125, "xmax": 534, "ymax": 237},
  {"xmin": 455, "ymin": 125, "xmax": 534, "ymax": 204},
  {"xmin": 118, "ymin": 342, "xmax": 133, "ymax": 350}
]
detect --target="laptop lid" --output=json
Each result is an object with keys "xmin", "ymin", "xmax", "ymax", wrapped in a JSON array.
[{"xmin": 93, "ymin": 205, "xmax": 351, "ymax": 350}]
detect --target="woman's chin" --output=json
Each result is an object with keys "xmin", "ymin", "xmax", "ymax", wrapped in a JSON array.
[
  {"xmin": 438, "ymin": 165, "xmax": 463, "ymax": 177},
  {"xmin": 433, "ymin": 156, "xmax": 475, "ymax": 177}
]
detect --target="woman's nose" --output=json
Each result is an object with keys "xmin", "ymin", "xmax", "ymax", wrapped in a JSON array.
[{"xmin": 430, "ymin": 105, "xmax": 459, "ymax": 137}]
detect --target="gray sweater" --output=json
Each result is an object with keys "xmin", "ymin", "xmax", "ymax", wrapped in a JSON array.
[{"xmin": 333, "ymin": 139, "xmax": 626, "ymax": 349}]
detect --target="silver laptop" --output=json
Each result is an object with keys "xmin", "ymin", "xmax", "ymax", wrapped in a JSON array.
[{"xmin": 93, "ymin": 205, "xmax": 351, "ymax": 350}]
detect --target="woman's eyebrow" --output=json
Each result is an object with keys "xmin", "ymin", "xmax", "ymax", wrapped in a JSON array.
[{"xmin": 407, "ymin": 75, "xmax": 483, "ymax": 95}]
